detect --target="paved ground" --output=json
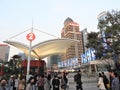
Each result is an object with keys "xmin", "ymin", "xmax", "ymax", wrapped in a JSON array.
[
  {"xmin": 68, "ymin": 73, "xmax": 99, "ymax": 90},
  {"xmin": 51, "ymin": 73, "xmax": 99, "ymax": 90},
  {"xmin": 69, "ymin": 82, "xmax": 98, "ymax": 90}
]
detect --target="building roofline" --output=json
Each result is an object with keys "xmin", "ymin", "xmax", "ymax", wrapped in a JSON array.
[{"xmin": 0, "ymin": 43, "xmax": 10, "ymax": 48}]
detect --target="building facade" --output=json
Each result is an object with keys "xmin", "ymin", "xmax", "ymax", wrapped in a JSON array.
[
  {"xmin": 61, "ymin": 17, "xmax": 83, "ymax": 65},
  {"xmin": 0, "ymin": 44, "xmax": 10, "ymax": 62},
  {"xmin": 47, "ymin": 55, "xmax": 61, "ymax": 71},
  {"xmin": 18, "ymin": 52, "xmax": 35, "ymax": 60}
]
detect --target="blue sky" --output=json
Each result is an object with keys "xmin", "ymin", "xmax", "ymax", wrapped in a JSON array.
[{"xmin": 0, "ymin": 0, "xmax": 120, "ymax": 57}]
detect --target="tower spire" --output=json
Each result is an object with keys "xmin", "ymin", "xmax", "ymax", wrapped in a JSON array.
[{"xmin": 31, "ymin": 19, "xmax": 34, "ymax": 32}]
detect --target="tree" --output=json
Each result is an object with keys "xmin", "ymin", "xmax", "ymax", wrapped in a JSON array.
[
  {"xmin": 86, "ymin": 32, "xmax": 104, "ymax": 59},
  {"xmin": 86, "ymin": 31, "xmax": 114, "ymax": 70},
  {"xmin": 98, "ymin": 10, "xmax": 120, "ymax": 69},
  {"xmin": 86, "ymin": 32, "xmax": 99, "ymax": 48},
  {"xmin": 7, "ymin": 54, "xmax": 22, "ymax": 74}
]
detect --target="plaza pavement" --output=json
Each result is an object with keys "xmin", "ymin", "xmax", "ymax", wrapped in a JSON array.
[
  {"xmin": 69, "ymin": 82, "xmax": 98, "ymax": 90},
  {"xmin": 68, "ymin": 73, "xmax": 99, "ymax": 90},
  {"xmin": 50, "ymin": 73, "xmax": 99, "ymax": 90}
]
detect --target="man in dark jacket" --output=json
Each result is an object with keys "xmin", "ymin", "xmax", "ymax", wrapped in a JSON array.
[
  {"xmin": 52, "ymin": 75, "xmax": 60, "ymax": 90},
  {"xmin": 74, "ymin": 70, "xmax": 83, "ymax": 90}
]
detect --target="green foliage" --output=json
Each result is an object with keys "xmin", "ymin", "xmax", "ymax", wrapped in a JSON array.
[
  {"xmin": 4, "ymin": 66, "xmax": 12, "ymax": 74},
  {"xmin": 97, "ymin": 10, "xmax": 120, "ymax": 69},
  {"xmin": 86, "ymin": 32, "xmax": 99, "ymax": 48},
  {"xmin": 5, "ymin": 54, "xmax": 22, "ymax": 75},
  {"xmin": 12, "ymin": 55, "xmax": 21, "ymax": 59},
  {"xmin": 87, "ymin": 10, "xmax": 120, "ymax": 60},
  {"xmin": 86, "ymin": 32, "xmax": 104, "ymax": 58},
  {"xmin": 98, "ymin": 10, "xmax": 120, "ymax": 51}
]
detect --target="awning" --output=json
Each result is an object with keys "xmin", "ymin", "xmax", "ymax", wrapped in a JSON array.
[{"xmin": 4, "ymin": 38, "xmax": 79, "ymax": 59}]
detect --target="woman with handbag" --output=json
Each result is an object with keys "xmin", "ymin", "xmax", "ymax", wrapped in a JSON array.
[{"xmin": 98, "ymin": 73, "xmax": 106, "ymax": 90}]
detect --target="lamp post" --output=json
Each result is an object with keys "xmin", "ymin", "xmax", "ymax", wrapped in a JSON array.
[{"xmin": 26, "ymin": 28, "xmax": 35, "ymax": 81}]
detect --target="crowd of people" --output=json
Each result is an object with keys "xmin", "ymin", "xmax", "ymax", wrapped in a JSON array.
[
  {"xmin": 1, "ymin": 69, "xmax": 119, "ymax": 90},
  {"xmin": 0, "ymin": 70, "xmax": 72, "ymax": 90},
  {"xmin": 97, "ymin": 70, "xmax": 120, "ymax": 90}
]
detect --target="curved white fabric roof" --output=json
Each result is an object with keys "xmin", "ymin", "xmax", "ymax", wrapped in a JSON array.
[{"xmin": 4, "ymin": 38, "xmax": 79, "ymax": 59}]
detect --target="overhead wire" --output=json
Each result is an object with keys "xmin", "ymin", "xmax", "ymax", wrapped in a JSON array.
[
  {"xmin": 7, "ymin": 27, "xmax": 60, "ymax": 40},
  {"xmin": 8, "ymin": 28, "xmax": 31, "ymax": 40},
  {"xmin": 34, "ymin": 28, "xmax": 60, "ymax": 38}
]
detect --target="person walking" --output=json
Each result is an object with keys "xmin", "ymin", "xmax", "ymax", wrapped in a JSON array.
[
  {"xmin": 26, "ymin": 76, "xmax": 36, "ymax": 90},
  {"xmin": 74, "ymin": 70, "xmax": 83, "ymax": 90},
  {"xmin": 14, "ymin": 75, "xmax": 19, "ymax": 90},
  {"xmin": 65, "ymin": 72, "xmax": 69, "ymax": 90},
  {"xmin": 18, "ymin": 77, "xmax": 26, "ymax": 90},
  {"xmin": 0, "ymin": 78, "xmax": 7, "ymax": 90},
  {"xmin": 8, "ymin": 75, "xmax": 15, "ymax": 90},
  {"xmin": 108, "ymin": 69, "xmax": 113, "ymax": 90},
  {"xmin": 111, "ymin": 71, "xmax": 120, "ymax": 90},
  {"xmin": 44, "ymin": 76, "xmax": 51, "ymax": 90},
  {"xmin": 47, "ymin": 72, "xmax": 52, "ymax": 90},
  {"xmin": 61, "ymin": 72, "xmax": 68, "ymax": 90},
  {"xmin": 102, "ymin": 72, "xmax": 110, "ymax": 90},
  {"xmin": 97, "ymin": 73, "xmax": 106, "ymax": 90},
  {"xmin": 52, "ymin": 75, "xmax": 60, "ymax": 90},
  {"xmin": 37, "ymin": 74, "xmax": 44, "ymax": 90}
]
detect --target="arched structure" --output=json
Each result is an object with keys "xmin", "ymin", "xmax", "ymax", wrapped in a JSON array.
[{"xmin": 4, "ymin": 38, "xmax": 79, "ymax": 59}]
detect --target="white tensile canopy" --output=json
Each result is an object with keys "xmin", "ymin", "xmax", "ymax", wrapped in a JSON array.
[{"xmin": 4, "ymin": 38, "xmax": 79, "ymax": 59}]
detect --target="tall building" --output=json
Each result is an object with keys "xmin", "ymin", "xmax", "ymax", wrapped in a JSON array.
[
  {"xmin": 0, "ymin": 44, "xmax": 10, "ymax": 62},
  {"xmin": 18, "ymin": 52, "xmax": 35, "ymax": 60},
  {"xmin": 61, "ymin": 17, "xmax": 83, "ymax": 65},
  {"xmin": 18, "ymin": 52, "xmax": 28, "ymax": 60},
  {"xmin": 97, "ymin": 11, "xmax": 107, "ymax": 22},
  {"xmin": 81, "ymin": 28, "xmax": 88, "ymax": 53},
  {"xmin": 47, "ymin": 55, "xmax": 61, "ymax": 71}
]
